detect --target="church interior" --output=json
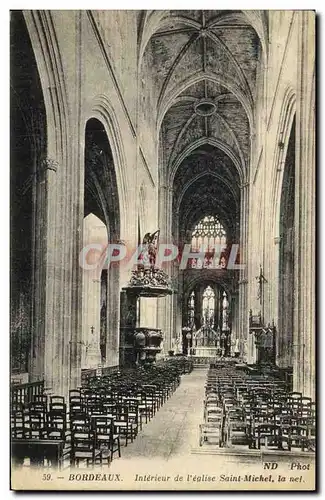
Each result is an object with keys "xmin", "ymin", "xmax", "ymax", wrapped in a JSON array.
[{"xmin": 10, "ymin": 10, "xmax": 315, "ymax": 470}]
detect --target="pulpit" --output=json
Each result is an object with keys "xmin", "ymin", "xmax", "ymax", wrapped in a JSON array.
[{"xmin": 119, "ymin": 230, "xmax": 173, "ymax": 367}]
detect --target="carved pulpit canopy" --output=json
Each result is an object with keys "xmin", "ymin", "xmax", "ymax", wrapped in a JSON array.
[{"xmin": 124, "ymin": 229, "xmax": 173, "ymax": 298}]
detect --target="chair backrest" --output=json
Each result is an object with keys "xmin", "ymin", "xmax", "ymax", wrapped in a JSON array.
[
  {"xmin": 70, "ymin": 412, "xmax": 90, "ymax": 429},
  {"xmin": 69, "ymin": 390, "xmax": 82, "ymax": 399},
  {"xmin": 72, "ymin": 430, "xmax": 96, "ymax": 454},
  {"xmin": 11, "ymin": 412, "xmax": 28, "ymax": 437},
  {"xmin": 48, "ymin": 412, "xmax": 66, "ymax": 431},
  {"xmin": 28, "ymin": 413, "xmax": 44, "ymax": 438},
  {"xmin": 114, "ymin": 405, "xmax": 129, "ymax": 421},
  {"xmin": 93, "ymin": 416, "xmax": 113, "ymax": 437},
  {"xmin": 11, "ymin": 402, "xmax": 25, "ymax": 414},
  {"xmin": 70, "ymin": 401, "xmax": 84, "ymax": 415},
  {"xmin": 50, "ymin": 395, "xmax": 65, "ymax": 404},
  {"xmin": 49, "ymin": 402, "xmax": 67, "ymax": 414},
  {"xmin": 287, "ymin": 392, "xmax": 303, "ymax": 401},
  {"xmin": 42, "ymin": 427, "xmax": 65, "ymax": 440},
  {"xmin": 29, "ymin": 401, "xmax": 47, "ymax": 413},
  {"xmin": 29, "ymin": 405, "xmax": 47, "ymax": 426}
]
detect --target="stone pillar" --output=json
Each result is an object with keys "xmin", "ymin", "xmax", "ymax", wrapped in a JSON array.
[
  {"xmin": 293, "ymin": 11, "xmax": 315, "ymax": 399},
  {"xmin": 106, "ymin": 264, "xmax": 120, "ymax": 367},
  {"xmin": 157, "ymin": 183, "xmax": 174, "ymax": 351},
  {"xmin": 273, "ymin": 236, "xmax": 283, "ymax": 366},
  {"xmin": 81, "ymin": 216, "xmax": 106, "ymax": 368},
  {"xmin": 30, "ymin": 158, "xmax": 59, "ymax": 385},
  {"xmin": 81, "ymin": 274, "xmax": 101, "ymax": 369},
  {"xmin": 29, "ymin": 148, "xmax": 83, "ymax": 399},
  {"xmin": 238, "ymin": 182, "xmax": 249, "ymax": 359},
  {"xmin": 174, "ymin": 265, "xmax": 183, "ymax": 341},
  {"xmin": 119, "ymin": 290, "xmax": 137, "ymax": 368},
  {"xmin": 22, "ymin": 11, "xmax": 85, "ymax": 398},
  {"xmin": 231, "ymin": 292, "xmax": 239, "ymax": 344},
  {"xmin": 194, "ymin": 287, "xmax": 201, "ymax": 330}
]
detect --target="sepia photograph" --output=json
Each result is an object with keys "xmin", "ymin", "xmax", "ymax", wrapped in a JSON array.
[{"xmin": 10, "ymin": 8, "xmax": 316, "ymax": 491}]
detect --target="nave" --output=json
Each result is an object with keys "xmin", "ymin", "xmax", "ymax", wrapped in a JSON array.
[
  {"xmin": 10, "ymin": 11, "xmax": 316, "ymax": 489},
  {"xmin": 11, "ymin": 358, "xmax": 315, "ymax": 472},
  {"xmin": 118, "ymin": 368, "xmax": 206, "ymax": 460}
]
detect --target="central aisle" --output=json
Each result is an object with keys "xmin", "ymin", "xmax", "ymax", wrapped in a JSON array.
[{"xmin": 118, "ymin": 368, "xmax": 207, "ymax": 461}]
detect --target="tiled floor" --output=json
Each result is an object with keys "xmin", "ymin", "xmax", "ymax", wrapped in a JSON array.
[{"xmin": 118, "ymin": 368, "xmax": 207, "ymax": 461}]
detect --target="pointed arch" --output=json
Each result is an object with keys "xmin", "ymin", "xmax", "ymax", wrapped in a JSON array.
[
  {"xmin": 87, "ymin": 94, "xmax": 129, "ymax": 239},
  {"xmin": 170, "ymin": 136, "xmax": 245, "ymax": 185},
  {"xmin": 271, "ymin": 87, "xmax": 296, "ymax": 237}
]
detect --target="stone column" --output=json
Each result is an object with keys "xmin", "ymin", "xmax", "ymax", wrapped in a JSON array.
[
  {"xmin": 293, "ymin": 11, "xmax": 315, "ymax": 399},
  {"xmin": 238, "ymin": 182, "xmax": 249, "ymax": 359},
  {"xmin": 273, "ymin": 236, "xmax": 283, "ymax": 366},
  {"xmin": 231, "ymin": 292, "xmax": 239, "ymax": 345},
  {"xmin": 174, "ymin": 264, "xmax": 183, "ymax": 342},
  {"xmin": 29, "ymin": 158, "xmax": 58, "ymax": 385},
  {"xmin": 23, "ymin": 11, "xmax": 85, "ymax": 398},
  {"xmin": 157, "ymin": 183, "xmax": 174, "ymax": 351},
  {"xmin": 106, "ymin": 264, "xmax": 120, "ymax": 367}
]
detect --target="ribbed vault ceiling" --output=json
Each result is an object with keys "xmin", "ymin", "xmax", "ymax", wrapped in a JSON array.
[
  {"xmin": 139, "ymin": 10, "xmax": 264, "ymax": 242},
  {"xmin": 173, "ymin": 145, "xmax": 240, "ymax": 243}
]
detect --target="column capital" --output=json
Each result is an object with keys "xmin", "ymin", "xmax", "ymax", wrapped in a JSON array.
[
  {"xmin": 36, "ymin": 157, "xmax": 59, "ymax": 182},
  {"xmin": 274, "ymin": 236, "xmax": 281, "ymax": 245},
  {"xmin": 41, "ymin": 157, "xmax": 59, "ymax": 173},
  {"xmin": 240, "ymin": 181, "xmax": 250, "ymax": 190}
]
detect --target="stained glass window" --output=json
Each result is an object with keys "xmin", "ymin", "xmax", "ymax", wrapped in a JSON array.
[
  {"xmin": 192, "ymin": 215, "xmax": 227, "ymax": 251},
  {"xmin": 202, "ymin": 286, "xmax": 215, "ymax": 327},
  {"xmin": 191, "ymin": 215, "xmax": 227, "ymax": 268}
]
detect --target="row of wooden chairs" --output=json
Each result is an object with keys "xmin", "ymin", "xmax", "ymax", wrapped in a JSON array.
[
  {"xmin": 200, "ymin": 364, "xmax": 316, "ymax": 451},
  {"xmin": 11, "ymin": 360, "xmax": 185, "ymax": 468}
]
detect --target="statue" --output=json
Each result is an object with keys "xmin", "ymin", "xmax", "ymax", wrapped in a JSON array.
[{"xmin": 140, "ymin": 230, "xmax": 160, "ymax": 268}]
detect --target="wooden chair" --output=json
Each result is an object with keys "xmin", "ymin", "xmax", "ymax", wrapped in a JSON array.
[
  {"xmin": 300, "ymin": 417, "xmax": 316, "ymax": 452},
  {"xmin": 11, "ymin": 412, "xmax": 28, "ymax": 439},
  {"xmin": 28, "ymin": 414, "xmax": 44, "ymax": 439},
  {"xmin": 71, "ymin": 430, "xmax": 107, "ymax": 468},
  {"xmin": 70, "ymin": 414, "xmax": 91, "ymax": 433},
  {"xmin": 205, "ymin": 404, "xmax": 223, "ymax": 425},
  {"xmin": 199, "ymin": 422, "xmax": 223, "ymax": 447},
  {"xmin": 92, "ymin": 416, "xmax": 121, "ymax": 461},
  {"xmin": 41, "ymin": 427, "xmax": 71, "ymax": 467},
  {"xmin": 48, "ymin": 412, "xmax": 70, "ymax": 442},
  {"xmin": 223, "ymin": 407, "xmax": 250, "ymax": 448},
  {"xmin": 49, "ymin": 397, "xmax": 67, "ymax": 416},
  {"xmin": 113, "ymin": 406, "xmax": 137, "ymax": 446},
  {"xmin": 255, "ymin": 423, "xmax": 282, "ymax": 450},
  {"xmin": 137, "ymin": 392, "xmax": 154, "ymax": 424},
  {"xmin": 125, "ymin": 399, "xmax": 140, "ymax": 435},
  {"xmin": 69, "ymin": 400, "xmax": 85, "ymax": 419}
]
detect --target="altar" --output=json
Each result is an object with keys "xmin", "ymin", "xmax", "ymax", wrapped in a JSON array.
[
  {"xmin": 191, "ymin": 325, "xmax": 229, "ymax": 357},
  {"xmin": 192, "ymin": 346, "xmax": 220, "ymax": 357},
  {"xmin": 183, "ymin": 289, "xmax": 231, "ymax": 357}
]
